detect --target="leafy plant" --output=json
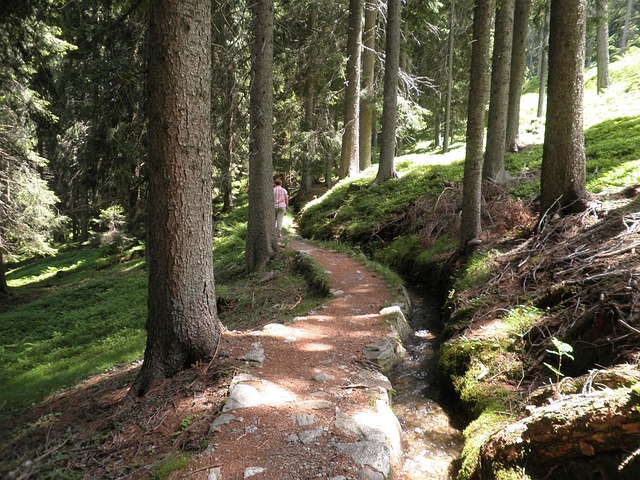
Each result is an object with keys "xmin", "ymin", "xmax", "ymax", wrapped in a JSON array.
[{"xmin": 543, "ymin": 337, "xmax": 574, "ymax": 384}]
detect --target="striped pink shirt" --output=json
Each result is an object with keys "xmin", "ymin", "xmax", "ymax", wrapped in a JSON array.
[{"xmin": 274, "ymin": 185, "xmax": 288, "ymax": 208}]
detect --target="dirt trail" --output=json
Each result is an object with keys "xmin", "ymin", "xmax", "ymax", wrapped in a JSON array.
[{"xmin": 180, "ymin": 239, "xmax": 400, "ymax": 479}]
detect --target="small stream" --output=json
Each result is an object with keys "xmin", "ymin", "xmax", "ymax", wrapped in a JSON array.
[{"xmin": 389, "ymin": 288, "xmax": 464, "ymax": 479}]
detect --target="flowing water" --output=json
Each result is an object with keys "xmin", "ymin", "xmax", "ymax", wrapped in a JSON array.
[{"xmin": 390, "ymin": 288, "xmax": 464, "ymax": 480}]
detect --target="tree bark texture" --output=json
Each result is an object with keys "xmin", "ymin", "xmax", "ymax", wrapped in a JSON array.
[
  {"xmin": 540, "ymin": 0, "xmax": 587, "ymax": 217},
  {"xmin": 480, "ymin": 387, "xmax": 640, "ymax": 476},
  {"xmin": 443, "ymin": 1, "xmax": 455, "ymax": 154},
  {"xmin": 301, "ymin": 87, "xmax": 315, "ymax": 195},
  {"xmin": 620, "ymin": 0, "xmax": 633, "ymax": 55},
  {"xmin": 0, "ymin": 248, "xmax": 8, "ymax": 296},
  {"xmin": 460, "ymin": 0, "xmax": 495, "ymax": 251},
  {"xmin": 506, "ymin": 0, "xmax": 531, "ymax": 152},
  {"xmin": 339, "ymin": 0, "xmax": 363, "ymax": 179},
  {"xmin": 359, "ymin": 0, "xmax": 377, "ymax": 171},
  {"xmin": 484, "ymin": 0, "xmax": 515, "ymax": 183},
  {"xmin": 212, "ymin": 0, "xmax": 237, "ymax": 213},
  {"xmin": 301, "ymin": 4, "xmax": 318, "ymax": 195},
  {"xmin": 537, "ymin": 7, "xmax": 549, "ymax": 118},
  {"xmin": 596, "ymin": 0, "xmax": 611, "ymax": 94},
  {"xmin": 374, "ymin": 0, "xmax": 402, "ymax": 183},
  {"xmin": 133, "ymin": 0, "xmax": 220, "ymax": 396},
  {"xmin": 246, "ymin": 0, "xmax": 276, "ymax": 272}
]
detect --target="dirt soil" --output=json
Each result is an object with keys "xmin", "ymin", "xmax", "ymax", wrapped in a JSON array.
[{"xmin": 1, "ymin": 239, "xmax": 401, "ymax": 480}]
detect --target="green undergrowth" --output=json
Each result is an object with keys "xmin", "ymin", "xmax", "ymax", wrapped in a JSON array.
[
  {"xmin": 0, "ymin": 203, "xmax": 316, "ymax": 411},
  {"xmin": 216, "ymin": 248, "xmax": 327, "ymax": 331},
  {"xmin": 299, "ymin": 99, "xmax": 639, "ymax": 289},
  {"xmin": 1, "ymin": 246, "xmax": 148, "ymax": 409}
]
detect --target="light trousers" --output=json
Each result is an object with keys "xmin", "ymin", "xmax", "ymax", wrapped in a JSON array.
[{"xmin": 275, "ymin": 206, "xmax": 286, "ymax": 235}]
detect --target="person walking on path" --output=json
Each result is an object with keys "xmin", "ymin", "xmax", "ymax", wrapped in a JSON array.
[{"xmin": 273, "ymin": 178, "xmax": 288, "ymax": 237}]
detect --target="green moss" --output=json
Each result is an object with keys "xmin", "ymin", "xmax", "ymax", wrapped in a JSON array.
[
  {"xmin": 458, "ymin": 411, "xmax": 511, "ymax": 480},
  {"xmin": 150, "ymin": 454, "xmax": 190, "ymax": 480},
  {"xmin": 494, "ymin": 466, "xmax": 532, "ymax": 480},
  {"xmin": 585, "ymin": 116, "xmax": 640, "ymax": 192},
  {"xmin": 293, "ymin": 250, "xmax": 331, "ymax": 296},
  {"xmin": 453, "ymin": 251, "xmax": 497, "ymax": 292},
  {"xmin": 414, "ymin": 235, "xmax": 457, "ymax": 269},
  {"xmin": 445, "ymin": 294, "xmax": 488, "ymax": 331},
  {"xmin": 373, "ymin": 235, "xmax": 421, "ymax": 275}
]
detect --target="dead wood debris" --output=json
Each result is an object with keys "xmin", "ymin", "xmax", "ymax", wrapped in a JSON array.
[{"xmin": 452, "ymin": 197, "xmax": 640, "ymax": 387}]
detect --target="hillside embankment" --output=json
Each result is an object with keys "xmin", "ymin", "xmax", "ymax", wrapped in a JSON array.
[{"xmin": 298, "ymin": 173, "xmax": 640, "ymax": 479}]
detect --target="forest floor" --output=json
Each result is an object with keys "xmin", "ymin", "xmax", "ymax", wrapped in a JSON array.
[{"xmin": 1, "ymin": 239, "xmax": 407, "ymax": 480}]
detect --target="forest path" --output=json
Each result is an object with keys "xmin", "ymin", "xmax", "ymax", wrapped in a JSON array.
[{"xmin": 184, "ymin": 238, "xmax": 403, "ymax": 480}]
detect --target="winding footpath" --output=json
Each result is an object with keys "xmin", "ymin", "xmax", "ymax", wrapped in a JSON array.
[{"xmin": 183, "ymin": 239, "xmax": 412, "ymax": 480}]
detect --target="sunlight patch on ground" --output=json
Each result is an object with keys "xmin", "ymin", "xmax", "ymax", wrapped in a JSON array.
[
  {"xmin": 7, "ymin": 260, "xmax": 86, "ymax": 287},
  {"xmin": 299, "ymin": 342, "xmax": 334, "ymax": 352}
]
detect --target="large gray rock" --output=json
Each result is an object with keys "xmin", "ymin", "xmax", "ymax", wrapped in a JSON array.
[
  {"xmin": 334, "ymin": 399, "xmax": 402, "ymax": 477},
  {"xmin": 223, "ymin": 376, "xmax": 296, "ymax": 412},
  {"xmin": 362, "ymin": 305, "xmax": 412, "ymax": 373}
]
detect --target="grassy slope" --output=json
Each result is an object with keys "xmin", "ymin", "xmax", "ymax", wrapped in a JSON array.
[
  {"xmin": 1, "ymin": 249, "xmax": 148, "ymax": 408},
  {"xmin": 0, "ymin": 202, "xmax": 320, "ymax": 411},
  {"xmin": 300, "ymin": 49, "xmax": 640, "ymax": 280}
]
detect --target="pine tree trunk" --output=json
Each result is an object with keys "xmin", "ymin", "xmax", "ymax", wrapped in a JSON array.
[
  {"xmin": 246, "ymin": 0, "xmax": 276, "ymax": 273},
  {"xmin": 0, "ymin": 248, "xmax": 8, "ymax": 296},
  {"xmin": 506, "ymin": 0, "xmax": 532, "ymax": 152},
  {"xmin": 359, "ymin": 0, "xmax": 377, "ymax": 171},
  {"xmin": 132, "ymin": 0, "xmax": 221, "ymax": 397},
  {"xmin": 596, "ymin": 0, "xmax": 610, "ymax": 94},
  {"xmin": 484, "ymin": 0, "xmax": 515, "ymax": 184},
  {"xmin": 339, "ymin": 0, "xmax": 363, "ymax": 179},
  {"xmin": 212, "ymin": 0, "xmax": 235, "ymax": 213},
  {"xmin": 443, "ymin": 1, "xmax": 455, "ymax": 154},
  {"xmin": 540, "ymin": 0, "xmax": 587, "ymax": 217},
  {"xmin": 460, "ymin": 0, "xmax": 495, "ymax": 251},
  {"xmin": 374, "ymin": 0, "xmax": 402, "ymax": 183},
  {"xmin": 301, "ymin": 90, "xmax": 315, "ymax": 195},
  {"xmin": 620, "ymin": 0, "xmax": 633, "ymax": 55},
  {"xmin": 434, "ymin": 108, "xmax": 441, "ymax": 149},
  {"xmin": 300, "ymin": 5, "xmax": 317, "ymax": 195},
  {"xmin": 537, "ymin": 7, "xmax": 549, "ymax": 118}
]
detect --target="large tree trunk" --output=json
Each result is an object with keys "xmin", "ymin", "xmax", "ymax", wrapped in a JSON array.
[
  {"xmin": 596, "ymin": 0, "xmax": 610, "ymax": 94},
  {"xmin": 359, "ymin": 0, "xmax": 377, "ymax": 171},
  {"xmin": 0, "ymin": 200, "xmax": 7, "ymax": 296},
  {"xmin": 539, "ymin": 0, "xmax": 587, "ymax": 218},
  {"xmin": 131, "ymin": 0, "xmax": 220, "ymax": 397},
  {"xmin": 301, "ymin": 87, "xmax": 315, "ymax": 195},
  {"xmin": 339, "ymin": 0, "xmax": 363, "ymax": 179},
  {"xmin": 459, "ymin": 0, "xmax": 495, "ymax": 252},
  {"xmin": 483, "ymin": 0, "xmax": 515, "ymax": 184},
  {"xmin": 506, "ymin": 0, "xmax": 532, "ymax": 152},
  {"xmin": 246, "ymin": 0, "xmax": 276, "ymax": 273},
  {"xmin": 443, "ymin": 1, "xmax": 455, "ymax": 154},
  {"xmin": 374, "ymin": 0, "xmax": 401, "ymax": 184}
]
